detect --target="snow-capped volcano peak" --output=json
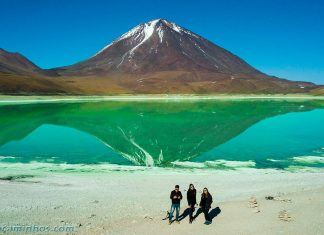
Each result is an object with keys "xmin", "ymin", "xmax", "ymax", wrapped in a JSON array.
[
  {"xmin": 119, "ymin": 19, "xmax": 159, "ymax": 41},
  {"xmin": 118, "ymin": 18, "xmax": 184, "ymax": 40},
  {"xmin": 94, "ymin": 19, "xmax": 200, "ymax": 56}
]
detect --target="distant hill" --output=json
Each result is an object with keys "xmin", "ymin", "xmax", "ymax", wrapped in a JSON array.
[
  {"xmin": 310, "ymin": 87, "xmax": 324, "ymax": 96},
  {"xmin": 0, "ymin": 48, "xmax": 56, "ymax": 76}
]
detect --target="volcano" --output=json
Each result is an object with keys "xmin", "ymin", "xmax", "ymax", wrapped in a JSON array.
[{"xmin": 56, "ymin": 19, "xmax": 263, "ymax": 76}]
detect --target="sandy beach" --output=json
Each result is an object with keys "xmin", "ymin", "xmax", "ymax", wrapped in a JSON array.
[{"xmin": 1, "ymin": 165, "xmax": 324, "ymax": 235}]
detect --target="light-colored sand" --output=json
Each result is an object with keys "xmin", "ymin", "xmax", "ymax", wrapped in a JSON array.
[
  {"xmin": 0, "ymin": 168, "xmax": 324, "ymax": 235},
  {"xmin": 0, "ymin": 94, "xmax": 323, "ymax": 105}
]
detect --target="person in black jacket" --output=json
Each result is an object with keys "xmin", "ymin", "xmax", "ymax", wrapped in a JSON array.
[
  {"xmin": 187, "ymin": 184, "xmax": 197, "ymax": 223},
  {"xmin": 199, "ymin": 187, "xmax": 213, "ymax": 224},
  {"xmin": 168, "ymin": 185, "xmax": 182, "ymax": 224}
]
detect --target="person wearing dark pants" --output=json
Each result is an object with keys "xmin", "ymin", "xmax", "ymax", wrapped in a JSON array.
[
  {"xmin": 168, "ymin": 185, "xmax": 183, "ymax": 224},
  {"xmin": 199, "ymin": 187, "xmax": 213, "ymax": 225},
  {"xmin": 187, "ymin": 184, "xmax": 197, "ymax": 224}
]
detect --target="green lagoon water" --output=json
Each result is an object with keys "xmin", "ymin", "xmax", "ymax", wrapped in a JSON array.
[{"xmin": 0, "ymin": 99, "xmax": 323, "ymax": 170}]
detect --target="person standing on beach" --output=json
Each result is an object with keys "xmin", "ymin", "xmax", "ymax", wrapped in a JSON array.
[
  {"xmin": 187, "ymin": 184, "xmax": 197, "ymax": 224},
  {"xmin": 169, "ymin": 185, "xmax": 182, "ymax": 224},
  {"xmin": 199, "ymin": 187, "xmax": 213, "ymax": 225}
]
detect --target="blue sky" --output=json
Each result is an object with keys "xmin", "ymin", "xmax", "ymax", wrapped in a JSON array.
[{"xmin": 1, "ymin": 0, "xmax": 323, "ymax": 84}]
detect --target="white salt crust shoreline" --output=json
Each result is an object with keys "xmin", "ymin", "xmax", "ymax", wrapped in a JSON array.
[{"xmin": 0, "ymin": 166, "xmax": 323, "ymax": 234}]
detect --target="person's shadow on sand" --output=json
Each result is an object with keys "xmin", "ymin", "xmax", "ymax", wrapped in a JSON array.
[
  {"xmin": 193, "ymin": 207, "xmax": 203, "ymax": 219},
  {"xmin": 209, "ymin": 207, "xmax": 221, "ymax": 221},
  {"xmin": 178, "ymin": 208, "xmax": 191, "ymax": 221},
  {"xmin": 193, "ymin": 206, "xmax": 221, "ymax": 222}
]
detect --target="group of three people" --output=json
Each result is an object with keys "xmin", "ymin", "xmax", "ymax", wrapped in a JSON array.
[{"xmin": 169, "ymin": 184, "xmax": 213, "ymax": 225}]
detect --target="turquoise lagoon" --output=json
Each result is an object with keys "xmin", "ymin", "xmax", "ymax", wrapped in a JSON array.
[{"xmin": 0, "ymin": 99, "xmax": 323, "ymax": 171}]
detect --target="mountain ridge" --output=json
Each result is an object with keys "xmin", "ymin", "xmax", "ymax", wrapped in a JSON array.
[{"xmin": 0, "ymin": 48, "xmax": 57, "ymax": 77}]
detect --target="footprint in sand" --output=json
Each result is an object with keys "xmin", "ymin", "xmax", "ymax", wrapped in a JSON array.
[
  {"xmin": 265, "ymin": 193, "xmax": 292, "ymax": 203},
  {"xmin": 248, "ymin": 197, "xmax": 260, "ymax": 213},
  {"xmin": 278, "ymin": 210, "xmax": 292, "ymax": 222},
  {"xmin": 144, "ymin": 215, "xmax": 153, "ymax": 220}
]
